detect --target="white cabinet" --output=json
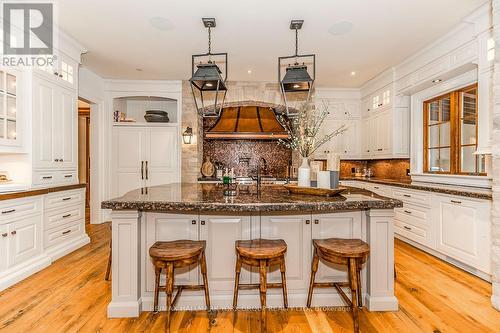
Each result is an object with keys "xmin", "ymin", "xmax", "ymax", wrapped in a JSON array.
[
  {"xmin": 112, "ymin": 125, "xmax": 180, "ymax": 197},
  {"xmin": 0, "ymin": 67, "xmax": 24, "ymax": 153},
  {"xmin": 200, "ymin": 213, "xmax": 252, "ymax": 292},
  {"xmin": 0, "ymin": 224, "xmax": 7, "ymax": 271},
  {"xmin": 311, "ymin": 212, "xmax": 362, "ymax": 283},
  {"xmin": 32, "ymin": 76, "xmax": 77, "ymax": 186},
  {"xmin": 260, "ymin": 213, "xmax": 311, "ymax": 291},
  {"xmin": 318, "ymin": 119, "xmax": 360, "ymax": 159},
  {"xmin": 433, "ymin": 195, "xmax": 490, "ymax": 273},
  {"xmin": 6, "ymin": 214, "xmax": 42, "ymax": 268},
  {"xmin": 34, "ymin": 52, "xmax": 78, "ymax": 90}
]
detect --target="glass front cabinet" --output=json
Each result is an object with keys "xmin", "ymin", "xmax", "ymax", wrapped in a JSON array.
[{"xmin": 0, "ymin": 67, "xmax": 23, "ymax": 152}]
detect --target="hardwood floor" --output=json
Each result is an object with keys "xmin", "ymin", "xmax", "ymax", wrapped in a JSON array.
[{"xmin": 0, "ymin": 223, "xmax": 498, "ymax": 333}]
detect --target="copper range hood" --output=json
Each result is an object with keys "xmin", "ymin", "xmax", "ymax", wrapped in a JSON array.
[{"xmin": 205, "ymin": 105, "xmax": 289, "ymax": 139}]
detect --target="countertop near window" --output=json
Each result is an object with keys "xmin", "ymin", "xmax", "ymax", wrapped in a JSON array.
[
  {"xmin": 0, "ymin": 183, "xmax": 87, "ymax": 201},
  {"xmin": 341, "ymin": 177, "xmax": 492, "ymax": 200}
]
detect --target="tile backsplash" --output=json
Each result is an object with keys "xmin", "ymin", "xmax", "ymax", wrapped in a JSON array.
[{"xmin": 340, "ymin": 159, "xmax": 410, "ymax": 179}]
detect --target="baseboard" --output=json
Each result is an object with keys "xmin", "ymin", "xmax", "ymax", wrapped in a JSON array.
[
  {"xmin": 108, "ymin": 300, "xmax": 142, "ymax": 318},
  {"xmin": 44, "ymin": 234, "xmax": 91, "ymax": 261},
  {"xmin": 365, "ymin": 295, "xmax": 399, "ymax": 311},
  {"xmin": 0, "ymin": 254, "xmax": 52, "ymax": 292},
  {"xmin": 492, "ymin": 282, "xmax": 500, "ymax": 311},
  {"xmin": 394, "ymin": 234, "xmax": 491, "ymax": 282}
]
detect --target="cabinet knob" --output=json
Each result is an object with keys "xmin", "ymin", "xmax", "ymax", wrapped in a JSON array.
[
  {"xmin": 11, "ymin": 231, "xmax": 16, "ymax": 235},
  {"xmin": 314, "ymin": 219, "xmax": 319, "ymax": 224},
  {"xmin": 305, "ymin": 220, "xmax": 310, "ymax": 225},
  {"xmin": 54, "ymin": 72, "xmax": 59, "ymax": 76},
  {"xmin": 59, "ymin": 74, "xmax": 63, "ymax": 78},
  {"xmin": 60, "ymin": 159, "xmax": 64, "ymax": 162},
  {"xmin": 191, "ymin": 220, "xmax": 197, "ymax": 225},
  {"xmin": 1, "ymin": 233, "xmax": 7, "ymax": 237},
  {"xmin": 54, "ymin": 159, "xmax": 59, "ymax": 162},
  {"xmin": 201, "ymin": 220, "xmax": 205, "ymax": 225}
]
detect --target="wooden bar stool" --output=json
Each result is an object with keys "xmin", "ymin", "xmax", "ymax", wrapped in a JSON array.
[
  {"xmin": 233, "ymin": 239, "xmax": 288, "ymax": 331},
  {"xmin": 149, "ymin": 240, "xmax": 210, "ymax": 333},
  {"xmin": 307, "ymin": 238, "xmax": 369, "ymax": 333}
]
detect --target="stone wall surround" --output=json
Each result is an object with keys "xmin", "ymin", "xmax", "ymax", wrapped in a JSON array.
[{"xmin": 492, "ymin": 0, "xmax": 500, "ymax": 311}]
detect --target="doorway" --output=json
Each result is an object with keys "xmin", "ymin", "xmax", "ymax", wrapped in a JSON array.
[{"xmin": 78, "ymin": 99, "xmax": 91, "ymax": 223}]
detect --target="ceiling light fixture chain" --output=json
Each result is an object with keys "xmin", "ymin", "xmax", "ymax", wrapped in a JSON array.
[
  {"xmin": 295, "ymin": 26, "xmax": 299, "ymax": 64},
  {"xmin": 207, "ymin": 25, "xmax": 212, "ymax": 62}
]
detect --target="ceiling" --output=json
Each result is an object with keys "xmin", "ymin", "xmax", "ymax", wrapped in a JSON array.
[{"xmin": 59, "ymin": 0, "xmax": 487, "ymax": 88}]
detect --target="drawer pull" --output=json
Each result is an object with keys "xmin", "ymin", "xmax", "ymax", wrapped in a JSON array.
[
  {"xmin": 62, "ymin": 230, "xmax": 71, "ymax": 235},
  {"xmin": 191, "ymin": 220, "xmax": 197, "ymax": 225},
  {"xmin": 314, "ymin": 219, "xmax": 319, "ymax": 224},
  {"xmin": 305, "ymin": 220, "xmax": 311, "ymax": 225},
  {"xmin": 403, "ymin": 194, "xmax": 411, "ymax": 198},
  {"xmin": 200, "ymin": 220, "xmax": 205, "ymax": 225},
  {"xmin": 404, "ymin": 210, "xmax": 412, "ymax": 214},
  {"xmin": 42, "ymin": 176, "xmax": 53, "ymax": 180},
  {"xmin": 403, "ymin": 226, "xmax": 412, "ymax": 231},
  {"xmin": 62, "ymin": 197, "xmax": 72, "ymax": 201},
  {"xmin": 1, "ymin": 209, "xmax": 15, "ymax": 214},
  {"xmin": 1, "ymin": 233, "xmax": 7, "ymax": 237},
  {"xmin": 11, "ymin": 230, "xmax": 16, "ymax": 235},
  {"xmin": 373, "ymin": 186, "xmax": 379, "ymax": 189},
  {"xmin": 64, "ymin": 175, "xmax": 73, "ymax": 178},
  {"xmin": 377, "ymin": 148, "xmax": 383, "ymax": 151},
  {"xmin": 451, "ymin": 200, "xmax": 462, "ymax": 204},
  {"xmin": 62, "ymin": 214, "xmax": 72, "ymax": 218}
]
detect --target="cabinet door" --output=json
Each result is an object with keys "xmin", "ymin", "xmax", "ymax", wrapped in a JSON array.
[
  {"xmin": 378, "ymin": 111, "xmax": 391, "ymax": 154},
  {"xmin": 33, "ymin": 78, "xmax": 57, "ymax": 168},
  {"xmin": 112, "ymin": 126, "xmax": 147, "ymax": 197},
  {"xmin": 57, "ymin": 86, "xmax": 76, "ymax": 169},
  {"xmin": 147, "ymin": 127, "xmax": 180, "ymax": 187},
  {"xmin": 0, "ymin": 67, "xmax": 23, "ymax": 152},
  {"xmin": 260, "ymin": 213, "xmax": 312, "ymax": 291},
  {"xmin": 341, "ymin": 120, "xmax": 360, "ymax": 158},
  {"xmin": 145, "ymin": 213, "xmax": 199, "ymax": 292},
  {"xmin": 434, "ymin": 196, "xmax": 490, "ymax": 273},
  {"xmin": 7, "ymin": 214, "xmax": 42, "ymax": 268},
  {"xmin": 0, "ymin": 225, "xmax": 7, "ymax": 271},
  {"xmin": 311, "ymin": 212, "xmax": 362, "ymax": 283},
  {"xmin": 200, "ymin": 214, "xmax": 252, "ymax": 292}
]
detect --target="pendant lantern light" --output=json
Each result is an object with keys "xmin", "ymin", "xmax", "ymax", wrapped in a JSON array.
[
  {"xmin": 278, "ymin": 20, "xmax": 316, "ymax": 117},
  {"xmin": 189, "ymin": 18, "xmax": 228, "ymax": 117}
]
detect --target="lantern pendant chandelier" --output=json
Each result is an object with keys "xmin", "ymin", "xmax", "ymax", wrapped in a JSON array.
[
  {"xmin": 278, "ymin": 20, "xmax": 316, "ymax": 117},
  {"xmin": 189, "ymin": 18, "xmax": 228, "ymax": 118}
]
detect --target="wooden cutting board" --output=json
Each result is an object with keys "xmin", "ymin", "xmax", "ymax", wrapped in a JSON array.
[{"xmin": 201, "ymin": 158, "xmax": 215, "ymax": 178}]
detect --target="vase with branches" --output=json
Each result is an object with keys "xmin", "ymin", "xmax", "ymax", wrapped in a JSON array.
[{"xmin": 277, "ymin": 99, "xmax": 346, "ymax": 187}]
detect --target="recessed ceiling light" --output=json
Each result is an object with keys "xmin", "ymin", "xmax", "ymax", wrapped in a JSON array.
[
  {"xmin": 432, "ymin": 79, "xmax": 443, "ymax": 83},
  {"xmin": 350, "ymin": 71, "xmax": 356, "ymax": 76},
  {"xmin": 247, "ymin": 69, "xmax": 252, "ymax": 74},
  {"xmin": 328, "ymin": 21, "xmax": 353, "ymax": 36},
  {"xmin": 149, "ymin": 17, "xmax": 174, "ymax": 31}
]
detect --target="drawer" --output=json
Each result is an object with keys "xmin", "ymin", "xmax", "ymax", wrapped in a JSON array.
[
  {"xmin": 44, "ymin": 204, "xmax": 84, "ymax": 231},
  {"xmin": 392, "ymin": 188, "xmax": 431, "ymax": 208},
  {"xmin": 33, "ymin": 170, "xmax": 57, "ymax": 186},
  {"xmin": 43, "ymin": 220, "xmax": 83, "ymax": 249},
  {"xmin": 0, "ymin": 196, "xmax": 43, "ymax": 222},
  {"xmin": 56, "ymin": 171, "xmax": 78, "ymax": 184},
  {"xmin": 45, "ymin": 189, "xmax": 84, "ymax": 210},
  {"xmin": 394, "ymin": 204, "xmax": 430, "ymax": 226},
  {"xmin": 394, "ymin": 219, "xmax": 430, "ymax": 246}
]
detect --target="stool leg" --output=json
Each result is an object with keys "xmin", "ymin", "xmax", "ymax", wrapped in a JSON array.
[
  {"xmin": 280, "ymin": 256, "xmax": 288, "ymax": 308},
  {"xmin": 259, "ymin": 259, "xmax": 267, "ymax": 333},
  {"xmin": 200, "ymin": 251, "xmax": 211, "ymax": 310},
  {"xmin": 356, "ymin": 259, "xmax": 363, "ymax": 308},
  {"xmin": 153, "ymin": 265, "xmax": 162, "ymax": 313},
  {"xmin": 349, "ymin": 258, "xmax": 360, "ymax": 333},
  {"xmin": 165, "ymin": 262, "xmax": 174, "ymax": 333},
  {"xmin": 105, "ymin": 238, "xmax": 111, "ymax": 281},
  {"xmin": 233, "ymin": 254, "xmax": 242, "ymax": 309},
  {"xmin": 307, "ymin": 249, "xmax": 319, "ymax": 307}
]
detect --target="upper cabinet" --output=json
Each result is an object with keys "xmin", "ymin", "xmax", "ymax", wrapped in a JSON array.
[
  {"xmin": 0, "ymin": 67, "xmax": 25, "ymax": 153},
  {"xmin": 34, "ymin": 52, "xmax": 78, "ymax": 90}
]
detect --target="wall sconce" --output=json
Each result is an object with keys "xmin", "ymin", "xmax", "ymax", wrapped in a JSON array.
[{"xmin": 182, "ymin": 126, "xmax": 193, "ymax": 144}]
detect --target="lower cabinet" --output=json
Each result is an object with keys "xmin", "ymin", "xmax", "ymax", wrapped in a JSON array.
[
  {"xmin": 0, "ymin": 188, "xmax": 88, "ymax": 291},
  {"xmin": 432, "ymin": 194, "xmax": 491, "ymax": 274}
]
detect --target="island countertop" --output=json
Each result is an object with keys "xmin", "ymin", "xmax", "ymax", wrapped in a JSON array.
[{"xmin": 101, "ymin": 183, "xmax": 403, "ymax": 212}]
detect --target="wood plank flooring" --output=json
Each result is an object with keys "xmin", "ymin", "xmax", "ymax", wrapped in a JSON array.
[{"xmin": 0, "ymin": 223, "xmax": 499, "ymax": 332}]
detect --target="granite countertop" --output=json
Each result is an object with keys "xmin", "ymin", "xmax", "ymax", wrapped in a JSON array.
[
  {"xmin": 101, "ymin": 183, "xmax": 402, "ymax": 213},
  {"xmin": 341, "ymin": 177, "xmax": 492, "ymax": 200},
  {"xmin": 0, "ymin": 183, "xmax": 87, "ymax": 201}
]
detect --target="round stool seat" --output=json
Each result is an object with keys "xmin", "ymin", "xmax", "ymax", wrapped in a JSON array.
[
  {"xmin": 149, "ymin": 240, "xmax": 206, "ymax": 261},
  {"xmin": 313, "ymin": 238, "xmax": 369, "ymax": 259},
  {"xmin": 236, "ymin": 239, "xmax": 287, "ymax": 260}
]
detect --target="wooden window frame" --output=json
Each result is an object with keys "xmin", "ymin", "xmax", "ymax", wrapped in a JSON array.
[{"xmin": 423, "ymin": 83, "xmax": 484, "ymax": 175}]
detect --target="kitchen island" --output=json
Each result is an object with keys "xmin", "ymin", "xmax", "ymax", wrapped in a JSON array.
[{"xmin": 102, "ymin": 183, "xmax": 402, "ymax": 317}]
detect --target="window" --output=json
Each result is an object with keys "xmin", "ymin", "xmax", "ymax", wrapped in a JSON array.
[{"xmin": 423, "ymin": 84, "xmax": 485, "ymax": 175}]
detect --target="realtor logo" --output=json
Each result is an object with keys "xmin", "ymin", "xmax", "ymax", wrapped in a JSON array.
[{"xmin": 2, "ymin": 2, "xmax": 53, "ymax": 55}]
